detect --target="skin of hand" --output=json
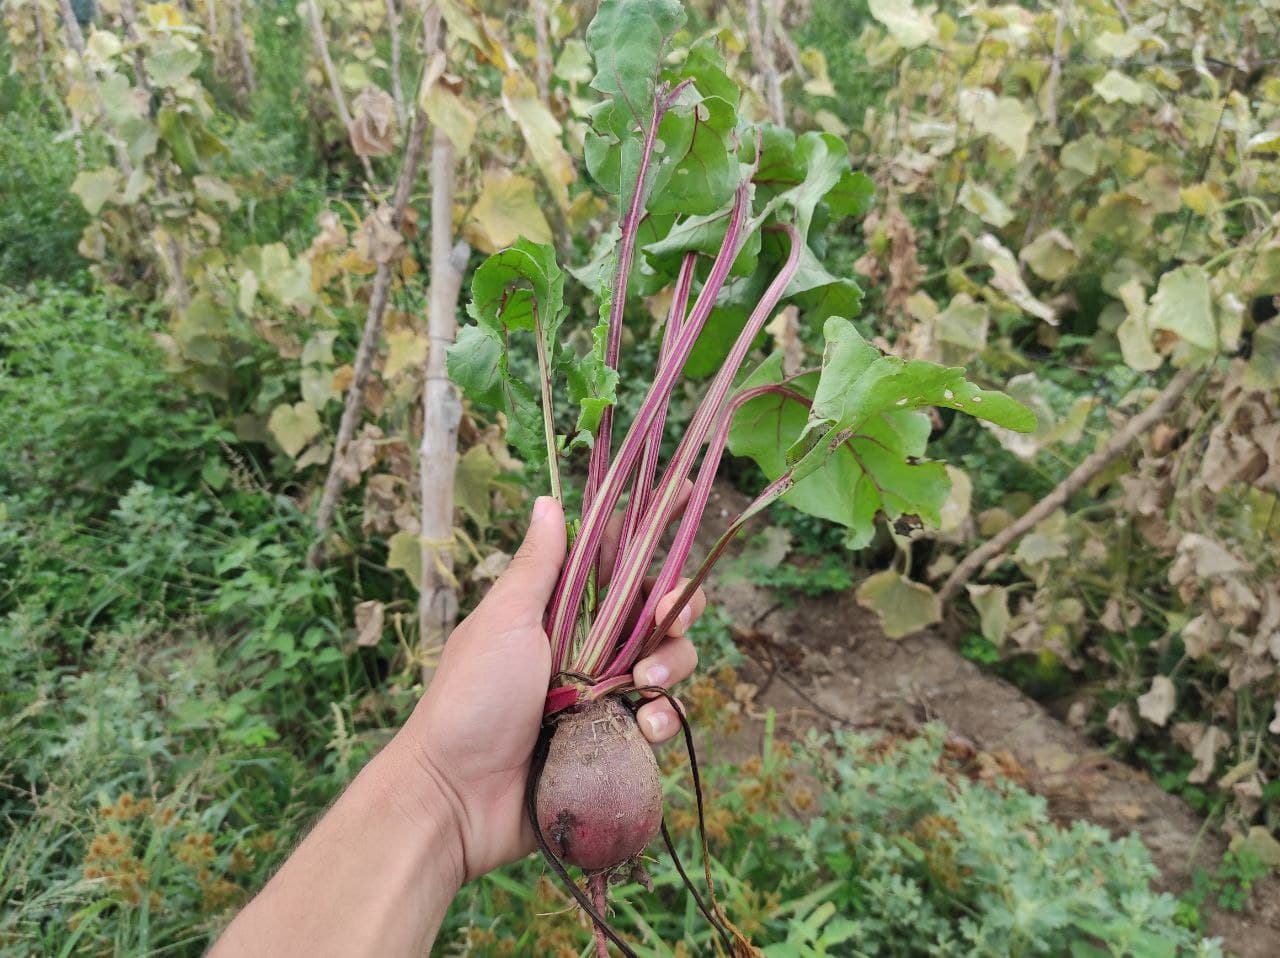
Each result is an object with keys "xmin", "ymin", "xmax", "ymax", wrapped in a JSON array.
[
  {"xmin": 400, "ymin": 493, "xmax": 705, "ymax": 882},
  {"xmin": 212, "ymin": 495, "xmax": 704, "ymax": 956}
]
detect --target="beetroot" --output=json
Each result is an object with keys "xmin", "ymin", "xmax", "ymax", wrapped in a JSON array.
[{"xmin": 535, "ymin": 697, "xmax": 663, "ymax": 872}]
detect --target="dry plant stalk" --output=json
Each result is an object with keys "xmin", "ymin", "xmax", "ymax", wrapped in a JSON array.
[
  {"xmin": 531, "ymin": 0, "xmax": 552, "ymax": 103},
  {"xmin": 940, "ymin": 365, "xmax": 1202, "ymax": 603},
  {"xmin": 312, "ymin": 104, "xmax": 430, "ymax": 552},
  {"xmin": 746, "ymin": 0, "xmax": 784, "ymax": 125},
  {"xmin": 304, "ymin": 0, "xmax": 375, "ymax": 181},
  {"xmin": 56, "ymin": 0, "xmax": 133, "ymax": 175},
  {"xmin": 229, "ymin": 0, "xmax": 256, "ymax": 96},
  {"xmin": 383, "ymin": 0, "xmax": 406, "ymax": 124}
]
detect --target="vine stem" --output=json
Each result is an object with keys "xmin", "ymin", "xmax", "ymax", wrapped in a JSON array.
[
  {"xmin": 304, "ymin": 0, "xmax": 376, "ymax": 182},
  {"xmin": 311, "ymin": 94, "xmax": 431, "ymax": 555},
  {"xmin": 938, "ymin": 364, "xmax": 1202, "ymax": 603}
]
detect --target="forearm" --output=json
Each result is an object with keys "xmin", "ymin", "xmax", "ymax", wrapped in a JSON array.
[{"xmin": 211, "ymin": 738, "xmax": 465, "ymax": 958}]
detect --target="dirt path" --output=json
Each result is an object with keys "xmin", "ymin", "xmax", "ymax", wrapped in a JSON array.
[{"xmin": 695, "ymin": 485, "xmax": 1280, "ymax": 956}]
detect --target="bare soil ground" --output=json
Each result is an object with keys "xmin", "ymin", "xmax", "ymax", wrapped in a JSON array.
[{"xmin": 696, "ymin": 485, "xmax": 1280, "ymax": 957}]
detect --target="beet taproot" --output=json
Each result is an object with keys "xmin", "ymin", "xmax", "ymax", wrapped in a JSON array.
[{"xmin": 535, "ymin": 696, "xmax": 663, "ymax": 872}]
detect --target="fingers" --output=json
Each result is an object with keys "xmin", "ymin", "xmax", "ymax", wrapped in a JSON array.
[
  {"xmin": 475, "ymin": 496, "xmax": 566, "ymax": 629},
  {"xmin": 652, "ymin": 579, "xmax": 707, "ymax": 636},
  {"xmin": 633, "ymin": 634, "xmax": 698, "ymax": 744},
  {"xmin": 598, "ymin": 479, "xmax": 694, "ymax": 584}
]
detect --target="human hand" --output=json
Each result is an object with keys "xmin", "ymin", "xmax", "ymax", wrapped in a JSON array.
[{"xmin": 393, "ymin": 495, "xmax": 706, "ymax": 883}]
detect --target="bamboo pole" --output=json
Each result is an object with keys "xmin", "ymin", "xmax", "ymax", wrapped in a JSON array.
[{"xmin": 939, "ymin": 365, "xmax": 1201, "ymax": 603}]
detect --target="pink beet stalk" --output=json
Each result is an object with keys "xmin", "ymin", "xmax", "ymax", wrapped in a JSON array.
[
  {"xmin": 576, "ymin": 225, "xmax": 801, "ymax": 677},
  {"xmin": 545, "ymin": 183, "xmax": 752, "ymax": 668},
  {"xmin": 604, "ymin": 378, "xmax": 813, "ymax": 676},
  {"xmin": 617, "ymin": 252, "xmax": 697, "ymax": 557},
  {"xmin": 584, "ymin": 81, "xmax": 695, "ymax": 517}
]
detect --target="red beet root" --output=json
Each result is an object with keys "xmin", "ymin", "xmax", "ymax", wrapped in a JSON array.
[{"xmin": 535, "ymin": 696, "xmax": 663, "ymax": 872}]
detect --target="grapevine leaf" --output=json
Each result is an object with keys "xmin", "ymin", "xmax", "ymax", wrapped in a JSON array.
[
  {"xmin": 463, "ymin": 170, "xmax": 552, "ymax": 254},
  {"xmin": 268, "ymin": 402, "xmax": 322, "ymax": 458},
  {"xmin": 71, "ymin": 168, "xmax": 121, "ymax": 215},
  {"xmin": 1148, "ymin": 265, "xmax": 1217, "ymax": 352},
  {"xmin": 501, "ymin": 70, "xmax": 575, "ymax": 211},
  {"xmin": 867, "ymin": 0, "xmax": 937, "ymax": 50},
  {"xmin": 856, "ymin": 570, "xmax": 941, "ymax": 639},
  {"xmin": 145, "ymin": 37, "xmax": 201, "ymax": 87}
]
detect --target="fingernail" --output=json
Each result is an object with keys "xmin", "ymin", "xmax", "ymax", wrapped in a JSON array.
[
  {"xmin": 643, "ymin": 663, "xmax": 670, "ymax": 687},
  {"xmin": 646, "ymin": 711, "xmax": 669, "ymax": 739},
  {"xmin": 531, "ymin": 496, "xmax": 554, "ymax": 523}
]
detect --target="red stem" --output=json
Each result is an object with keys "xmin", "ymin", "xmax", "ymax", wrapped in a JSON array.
[
  {"xmin": 605, "ymin": 381, "xmax": 810, "ymax": 675},
  {"xmin": 584, "ymin": 91, "xmax": 666, "ymax": 517},
  {"xmin": 546, "ymin": 183, "xmax": 752, "ymax": 668},
  {"xmin": 588, "ymin": 871, "xmax": 610, "ymax": 958},
  {"xmin": 576, "ymin": 225, "xmax": 801, "ymax": 677},
  {"xmin": 617, "ymin": 252, "xmax": 697, "ymax": 557}
]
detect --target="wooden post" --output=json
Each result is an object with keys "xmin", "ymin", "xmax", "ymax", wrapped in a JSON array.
[{"xmin": 416, "ymin": 9, "xmax": 469, "ymax": 685}]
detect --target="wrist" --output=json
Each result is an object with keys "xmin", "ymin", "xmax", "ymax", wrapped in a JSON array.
[{"xmin": 367, "ymin": 734, "xmax": 470, "ymax": 892}]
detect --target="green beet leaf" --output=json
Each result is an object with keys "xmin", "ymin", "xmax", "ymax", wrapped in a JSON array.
[
  {"xmin": 449, "ymin": 239, "xmax": 612, "ymax": 468},
  {"xmin": 729, "ymin": 318, "xmax": 1034, "ymax": 549}
]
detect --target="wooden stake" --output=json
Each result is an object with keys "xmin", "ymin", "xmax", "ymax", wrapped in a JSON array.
[{"xmin": 416, "ymin": 8, "xmax": 469, "ymax": 686}]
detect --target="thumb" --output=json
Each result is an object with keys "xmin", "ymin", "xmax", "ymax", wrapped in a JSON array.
[{"xmin": 480, "ymin": 496, "xmax": 566, "ymax": 627}]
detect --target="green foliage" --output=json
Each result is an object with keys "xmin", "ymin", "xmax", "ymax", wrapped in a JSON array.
[
  {"xmin": 0, "ymin": 286, "xmax": 222, "ymax": 511},
  {"xmin": 1180, "ymin": 849, "xmax": 1271, "ymax": 930},
  {"xmin": 439, "ymin": 722, "xmax": 1221, "ymax": 956},
  {"xmin": 748, "ymin": 553, "xmax": 853, "ymax": 601},
  {"xmin": 730, "ymin": 319, "xmax": 1032, "ymax": 549},
  {"xmin": 0, "ymin": 93, "xmax": 89, "ymax": 286},
  {"xmin": 0, "ymin": 285, "xmax": 408, "ymax": 952},
  {"xmin": 832, "ymin": 0, "xmax": 1280, "ymax": 829}
]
